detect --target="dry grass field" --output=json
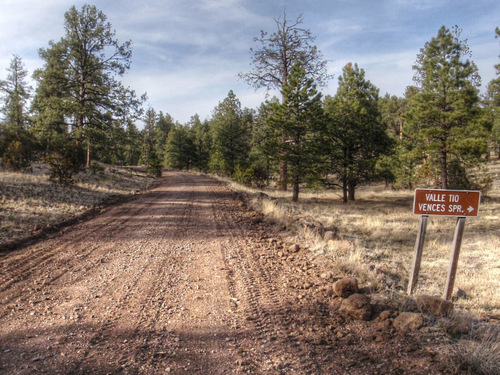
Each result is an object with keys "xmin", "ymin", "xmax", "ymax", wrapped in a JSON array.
[
  {"xmin": 0, "ymin": 163, "xmax": 155, "ymax": 248},
  {"xmin": 227, "ymin": 160, "xmax": 500, "ymax": 318}
]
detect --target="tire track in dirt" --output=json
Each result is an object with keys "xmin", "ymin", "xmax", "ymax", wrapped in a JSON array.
[
  {"xmin": 154, "ymin": 174, "xmax": 244, "ymax": 374},
  {"xmin": 208, "ymin": 182, "xmax": 322, "ymax": 374},
  {"xmin": 115, "ymin": 174, "xmax": 197, "ymax": 372},
  {"xmin": 1, "ymin": 172, "xmax": 324, "ymax": 374},
  {"xmin": 66, "ymin": 172, "xmax": 197, "ymax": 373},
  {"xmin": 0, "ymin": 173, "xmax": 197, "ymax": 374}
]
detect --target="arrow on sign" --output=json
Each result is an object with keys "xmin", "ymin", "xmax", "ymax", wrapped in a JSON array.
[{"xmin": 467, "ymin": 206, "xmax": 474, "ymax": 213}]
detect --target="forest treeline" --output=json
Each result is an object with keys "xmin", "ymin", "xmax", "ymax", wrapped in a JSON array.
[{"xmin": 1, "ymin": 5, "xmax": 499, "ymax": 202}]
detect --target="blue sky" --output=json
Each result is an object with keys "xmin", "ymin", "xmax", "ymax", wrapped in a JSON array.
[{"xmin": 1, "ymin": 0, "xmax": 499, "ymax": 124}]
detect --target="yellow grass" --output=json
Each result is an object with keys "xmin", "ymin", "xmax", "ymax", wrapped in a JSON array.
[
  {"xmin": 229, "ymin": 161, "xmax": 500, "ymax": 316},
  {"xmin": 0, "ymin": 164, "xmax": 155, "ymax": 246}
]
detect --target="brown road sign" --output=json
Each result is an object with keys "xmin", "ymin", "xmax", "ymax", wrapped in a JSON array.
[{"xmin": 413, "ymin": 189, "xmax": 481, "ymax": 217}]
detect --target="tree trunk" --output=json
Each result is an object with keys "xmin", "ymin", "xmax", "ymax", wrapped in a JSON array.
[
  {"xmin": 266, "ymin": 157, "xmax": 271, "ymax": 186},
  {"xmin": 342, "ymin": 177, "xmax": 348, "ymax": 204},
  {"xmin": 292, "ymin": 172, "xmax": 299, "ymax": 202},
  {"xmin": 440, "ymin": 147, "xmax": 448, "ymax": 189},
  {"xmin": 279, "ymin": 161, "xmax": 288, "ymax": 191},
  {"xmin": 86, "ymin": 145, "xmax": 91, "ymax": 167},
  {"xmin": 348, "ymin": 180, "xmax": 356, "ymax": 201},
  {"xmin": 279, "ymin": 71, "xmax": 288, "ymax": 192}
]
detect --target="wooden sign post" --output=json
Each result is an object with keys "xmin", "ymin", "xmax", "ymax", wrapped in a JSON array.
[{"xmin": 408, "ymin": 189, "xmax": 481, "ymax": 299}]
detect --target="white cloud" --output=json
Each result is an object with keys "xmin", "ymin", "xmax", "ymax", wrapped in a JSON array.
[{"xmin": 1, "ymin": 0, "xmax": 498, "ymax": 125}]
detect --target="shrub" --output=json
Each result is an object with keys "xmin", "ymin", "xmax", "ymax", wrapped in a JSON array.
[
  {"xmin": 146, "ymin": 152, "xmax": 163, "ymax": 177},
  {"xmin": 449, "ymin": 325, "xmax": 500, "ymax": 375},
  {"xmin": 46, "ymin": 140, "xmax": 86, "ymax": 184},
  {"xmin": 88, "ymin": 161, "xmax": 105, "ymax": 176},
  {"xmin": 1, "ymin": 140, "xmax": 32, "ymax": 171},
  {"xmin": 233, "ymin": 165, "xmax": 254, "ymax": 187}
]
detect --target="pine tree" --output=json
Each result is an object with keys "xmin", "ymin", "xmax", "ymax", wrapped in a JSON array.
[
  {"xmin": 0, "ymin": 55, "xmax": 35, "ymax": 169},
  {"xmin": 164, "ymin": 125, "xmax": 194, "ymax": 170},
  {"xmin": 248, "ymin": 97, "xmax": 281, "ymax": 186},
  {"xmin": 405, "ymin": 26, "xmax": 488, "ymax": 189},
  {"xmin": 377, "ymin": 94, "xmax": 406, "ymax": 187},
  {"xmin": 267, "ymin": 62, "xmax": 324, "ymax": 202},
  {"xmin": 142, "ymin": 108, "xmax": 162, "ymax": 177},
  {"xmin": 123, "ymin": 120, "xmax": 142, "ymax": 166},
  {"xmin": 189, "ymin": 115, "xmax": 211, "ymax": 172},
  {"xmin": 32, "ymin": 4, "xmax": 145, "ymax": 166},
  {"xmin": 325, "ymin": 63, "xmax": 392, "ymax": 202},
  {"xmin": 0, "ymin": 54, "xmax": 32, "ymax": 128},
  {"xmin": 240, "ymin": 12, "xmax": 330, "ymax": 190},
  {"xmin": 154, "ymin": 112, "xmax": 175, "ymax": 155},
  {"xmin": 209, "ymin": 90, "xmax": 250, "ymax": 176},
  {"xmin": 486, "ymin": 27, "xmax": 500, "ymax": 158}
]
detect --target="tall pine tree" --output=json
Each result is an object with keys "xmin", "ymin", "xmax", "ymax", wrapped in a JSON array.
[
  {"xmin": 486, "ymin": 27, "xmax": 500, "ymax": 158},
  {"xmin": 405, "ymin": 26, "xmax": 488, "ymax": 189},
  {"xmin": 0, "ymin": 55, "xmax": 35, "ymax": 169},
  {"xmin": 209, "ymin": 90, "xmax": 250, "ymax": 176},
  {"xmin": 0, "ymin": 54, "xmax": 32, "ymax": 129},
  {"xmin": 267, "ymin": 62, "xmax": 324, "ymax": 202},
  {"xmin": 32, "ymin": 4, "xmax": 145, "ymax": 166},
  {"xmin": 325, "ymin": 63, "xmax": 392, "ymax": 202},
  {"xmin": 240, "ymin": 12, "xmax": 330, "ymax": 190}
]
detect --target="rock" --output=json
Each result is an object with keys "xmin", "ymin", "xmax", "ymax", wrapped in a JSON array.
[
  {"xmin": 339, "ymin": 293, "xmax": 372, "ymax": 321},
  {"xmin": 323, "ymin": 231, "xmax": 337, "ymax": 241},
  {"xmin": 303, "ymin": 219, "xmax": 325, "ymax": 237},
  {"xmin": 255, "ymin": 192, "xmax": 269, "ymax": 200},
  {"xmin": 378, "ymin": 310, "xmax": 392, "ymax": 321},
  {"xmin": 453, "ymin": 287, "xmax": 468, "ymax": 300},
  {"xmin": 320, "ymin": 271, "xmax": 334, "ymax": 280},
  {"xmin": 416, "ymin": 295, "xmax": 454, "ymax": 317},
  {"xmin": 323, "ymin": 226, "xmax": 339, "ymax": 240},
  {"xmin": 393, "ymin": 312, "xmax": 424, "ymax": 332},
  {"xmin": 333, "ymin": 277, "xmax": 359, "ymax": 298},
  {"xmin": 288, "ymin": 244, "xmax": 300, "ymax": 253}
]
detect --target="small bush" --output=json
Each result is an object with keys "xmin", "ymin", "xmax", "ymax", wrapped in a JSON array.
[
  {"xmin": 46, "ymin": 140, "xmax": 86, "ymax": 184},
  {"xmin": 449, "ymin": 325, "xmax": 500, "ymax": 375},
  {"xmin": 441, "ymin": 310, "xmax": 473, "ymax": 337},
  {"xmin": 88, "ymin": 161, "xmax": 105, "ymax": 175},
  {"xmin": 146, "ymin": 157, "xmax": 163, "ymax": 177},
  {"xmin": 1, "ymin": 134, "xmax": 35, "ymax": 171},
  {"xmin": 233, "ymin": 165, "xmax": 268, "ymax": 188},
  {"xmin": 251, "ymin": 165, "xmax": 268, "ymax": 188},
  {"xmin": 1, "ymin": 139, "xmax": 32, "ymax": 171},
  {"xmin": 233, "ymin": 165, "xmax": 254, "ymax": 187}
]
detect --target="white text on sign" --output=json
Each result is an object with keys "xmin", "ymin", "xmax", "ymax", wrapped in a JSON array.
[{"xmin": 413, "ymin": 189, "xmax": 481, "ymax": 217}]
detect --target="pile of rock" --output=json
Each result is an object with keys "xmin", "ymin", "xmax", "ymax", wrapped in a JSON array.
[{"xmin": 331, "ymin": 276, "xmax": 455, "ymax": 333}]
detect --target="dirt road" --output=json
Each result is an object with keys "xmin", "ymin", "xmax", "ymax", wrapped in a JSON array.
[{"xmin": 0, "ymin": 172, "xmax": 446, "ymax": 374}]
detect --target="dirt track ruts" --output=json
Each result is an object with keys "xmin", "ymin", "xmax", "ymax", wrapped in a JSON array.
[
  {"xmin": 0, "ymin": 172, "xmax": 321, "ymax": 374},
  {"xmin": 0, "ymin": 171, "xmax": 448, "ymax": 374}
]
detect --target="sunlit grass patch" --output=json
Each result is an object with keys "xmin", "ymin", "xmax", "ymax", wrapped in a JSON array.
[
  {"xmin": 0, "ymin": 164, "xmax": 155, "ymax": 246},
  {"xmin": 225, "ymin": 167, "xmax": 500, "ymax": 316}
]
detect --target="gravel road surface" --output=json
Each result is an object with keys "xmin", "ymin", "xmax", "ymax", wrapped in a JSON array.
[{"xmin": 0, "ymin": 172, "xmax": 447, "ymax": 374}]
